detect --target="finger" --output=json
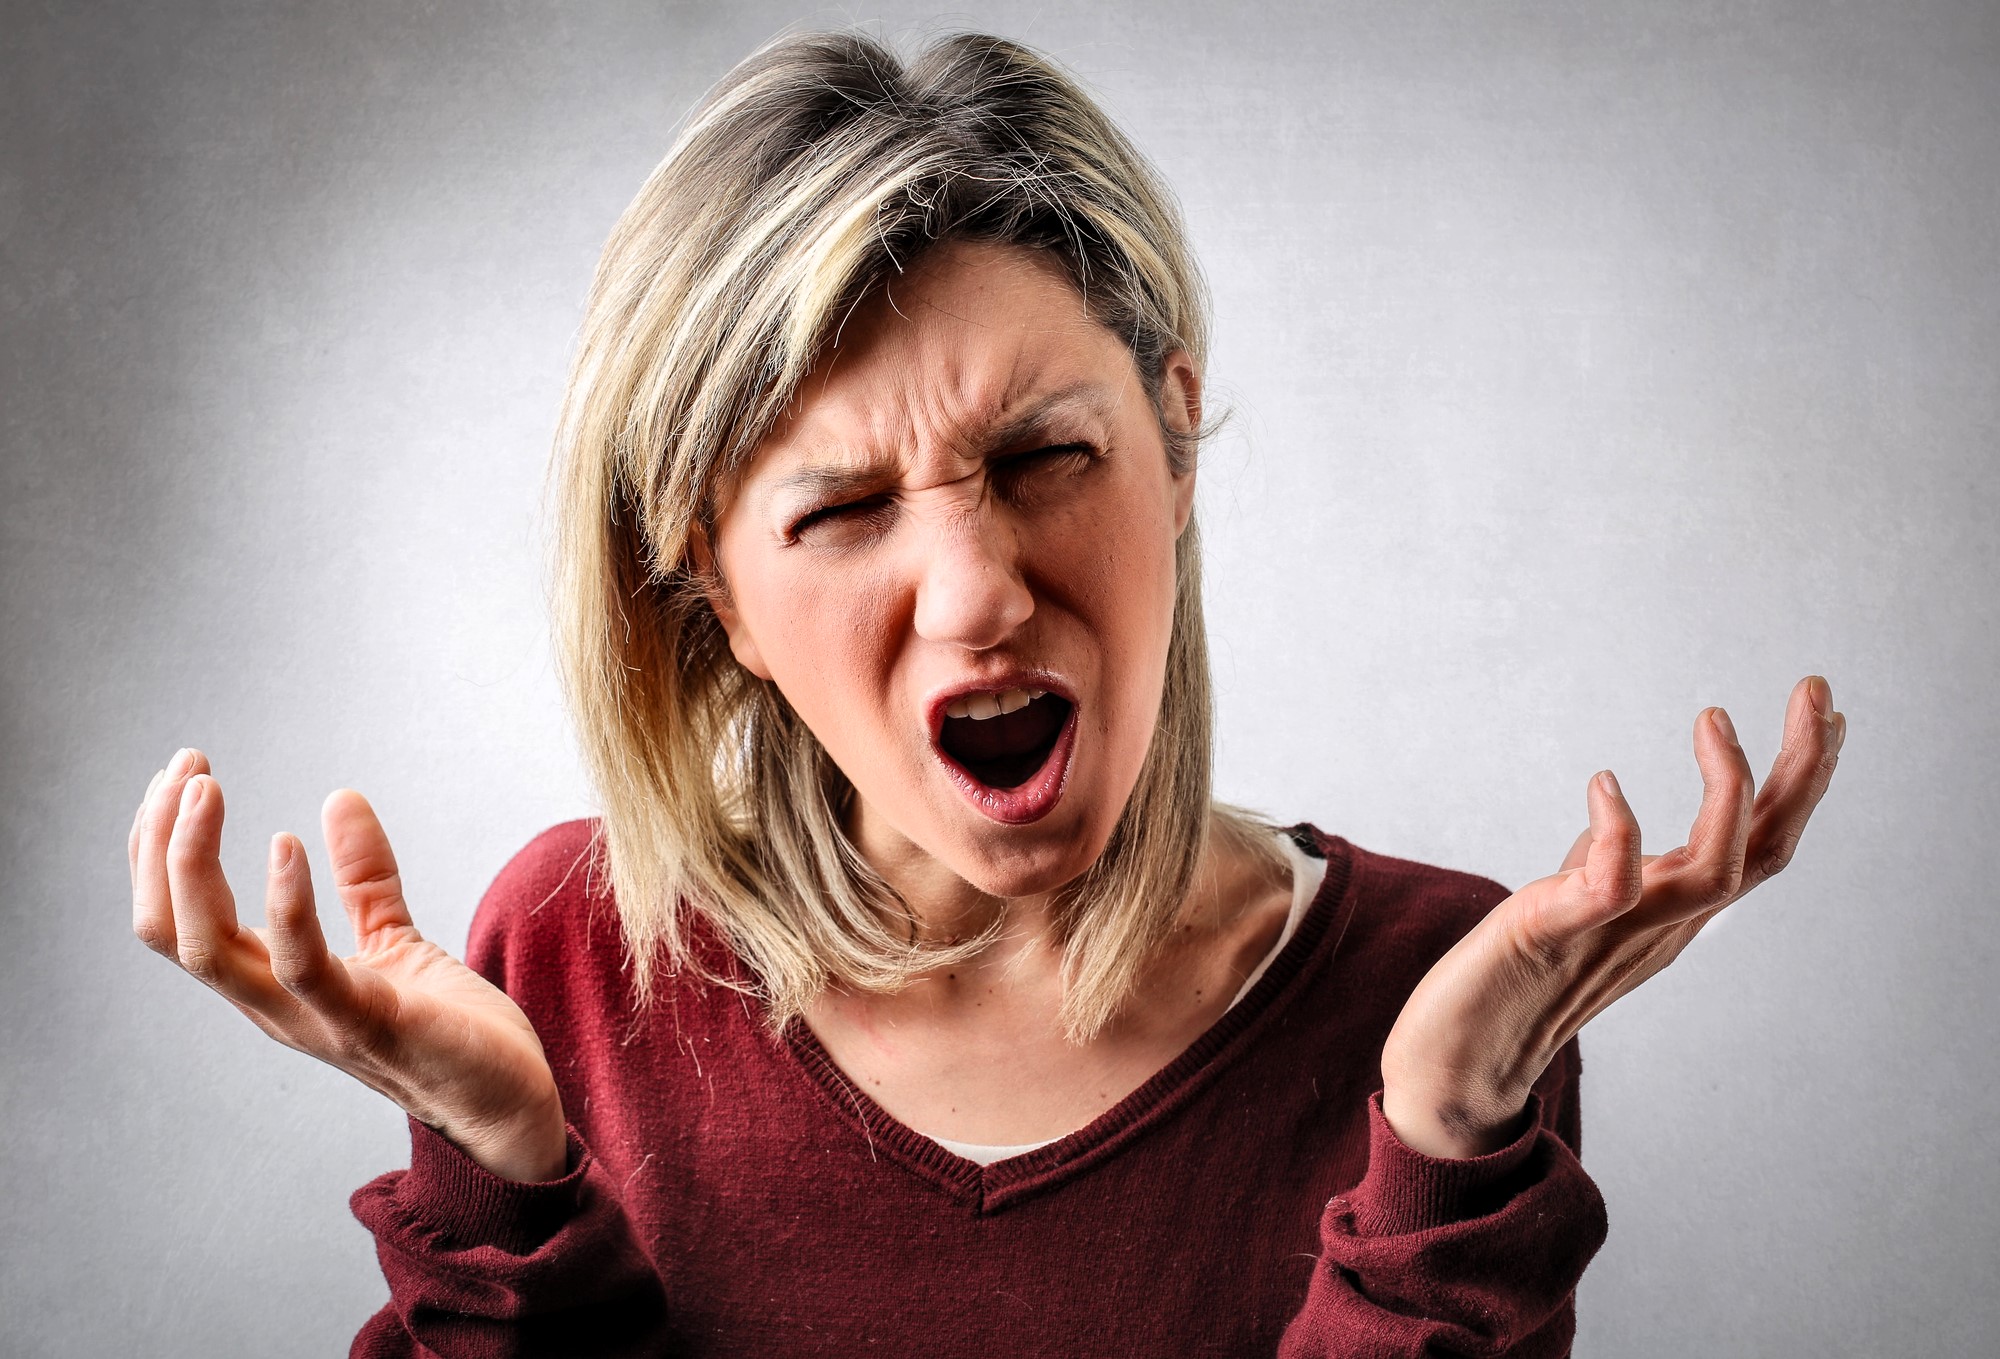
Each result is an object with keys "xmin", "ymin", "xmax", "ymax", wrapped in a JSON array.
[
  {"xmin": 1739, "ymin": 675, "xmax": 1844, "ymax": 890},
  {"xmin": 130, "ymin": 766, "xmax": 167, "ymax": 883},
  {"xmin": 1562, "ymin": 825, "xmax": 1660, "ymax": 875},
  {"xmin": 165, "ymin": 774, "xmax": 280, "ymax": 1004},
  {"xmin": 1552, "ymin": 770, "xmax": 1644, "ymax": 931},
  {"xmin": 133, "ymin": 747, "xmax": 206, "ymax": 957},
  {"xmin": 1643, "ymin": 707, "xmax": 1756, "ymax": 920},
  {"xmin": 1559, "ymin": 825, "xmax": 1593, "ymax": 873},
  {"xmin": 323, "ymin": 789, "xmax": 416, "ymax": 948},
  {"xmin": 263, "ymin": 831, "xmax": 366, "ymax": 1016}
]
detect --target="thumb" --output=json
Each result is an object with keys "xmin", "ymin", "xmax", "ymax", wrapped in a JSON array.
[
  {"xmin": 1549, "ymin": 770, "xmax": 1644, "ymax": 932},
  {"xmin": 322, "ymin": 788, "xmax": 416, "ymax": 946}
]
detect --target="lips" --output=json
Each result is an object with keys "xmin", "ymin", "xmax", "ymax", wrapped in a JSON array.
[{"xmin": 928, "ymin": 682, "xmax": 1078, "ymax": 825}]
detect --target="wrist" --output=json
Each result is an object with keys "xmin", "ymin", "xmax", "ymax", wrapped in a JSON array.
[
  {"xmin": 1379, "ymin": 1080, "xmax": 1531, "ymax": 1160},
  {"xmin": 447, "ymin": 1096, "xmax": 569, "ymax": 1183}
]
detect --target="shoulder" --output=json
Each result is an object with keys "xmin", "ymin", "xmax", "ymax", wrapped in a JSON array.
[
  {"xmin": 465, "ymin": 818, "xmax": 618, "ymax": 988},
  {"xmin": 1298, "ymin": 824, "xmax": 1513, "ymax": 981},
  {"xmin": 477, "ymin": 817, "xmax": 605, "ymax": 918}
]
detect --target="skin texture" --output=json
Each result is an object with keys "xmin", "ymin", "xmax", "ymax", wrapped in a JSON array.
[
  {"xmin": 127, "ymin": 240, "xmax": 1847, "ymax": 1173},
  {"xmin": 700, "ymin": 241, "xmax": 1196, "ymax": 931}
]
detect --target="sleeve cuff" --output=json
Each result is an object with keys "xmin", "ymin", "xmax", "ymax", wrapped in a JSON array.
[
  {"xmin": 1340, "ymin": 1089, "xmax": 1547, "ymax": 1236},
  {"xmin": 394, "ymin": 1116, "xmax": 593, "ymax": 1254}
]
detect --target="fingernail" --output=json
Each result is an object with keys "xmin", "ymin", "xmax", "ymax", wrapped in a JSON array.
[
  {"xmin": 180, "ymin": 776, "xmax": 203, "ymax": 809},
  {"xmin": 1807, "ymin": 676, "xmax": 1832, "ymax": 717},
  {"xmin": 1597, "ymin": 770, "xmax": 1621, "ymax": 797},
  {"xmin": 171, "ymin": 748, "xmax": 194, "ymax": 775},
  {"xmin": 1832, "ymin": 712, "xmax": 1847, "ymax": 753},
  {"xmin": 1711, "ymin": 707, "xmax": 1738, "ymax": 745},
  {"xmin": 269, "ymin": 833, "xmax": 291, "ymax": 872}
]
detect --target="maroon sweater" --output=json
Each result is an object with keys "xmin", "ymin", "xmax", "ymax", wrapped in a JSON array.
[{"xmin": 349, "ymin": 821, "xmax": 1606, "ymax": 1357}]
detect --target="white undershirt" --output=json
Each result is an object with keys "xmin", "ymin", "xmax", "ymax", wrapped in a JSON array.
[{"xmin": 924, "ymin": 832, "xmax": 1329, "ymax": 1165}]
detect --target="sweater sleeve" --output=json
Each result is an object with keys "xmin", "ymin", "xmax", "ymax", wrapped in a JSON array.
[
  {"xmin": 347, "ymin": 1118, "xmax": 673, "ymax": 1358},
  {"xmin": 1277, "ymin": 1038, "xmax": 1607, "ymax": 1359},
  {"xmin": 346, "ymin": 821, "xmax": 678, "ymax": 1357}
]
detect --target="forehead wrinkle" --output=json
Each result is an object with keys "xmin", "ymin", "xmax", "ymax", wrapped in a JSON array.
[{"xmin": 774, "ymin": 378, "xmax": 1120, "ymax": 504}]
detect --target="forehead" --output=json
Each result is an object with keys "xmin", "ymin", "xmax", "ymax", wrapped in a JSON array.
[{"xmin": 746, "ymin": 242, "xmax": 1141, "ymax": 483}]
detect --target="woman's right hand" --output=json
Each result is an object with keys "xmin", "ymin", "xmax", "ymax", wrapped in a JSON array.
[{"xmin": 130, "ymin": 748, "xmax": 569, "ymax": 1182}]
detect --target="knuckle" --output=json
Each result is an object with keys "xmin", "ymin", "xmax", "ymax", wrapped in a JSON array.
[
  {"xmin": 175, "ymin": 937, "xmax": 221, "ymax": 983},
  {"xmin": 140, "ymin": 798, "xmax": 176, "ymax": 839},
  {"xmin": 133, "ymin": 920, "xmax": 173, "ymax": 956},
  {"xmin": 1588, "ymin": 871, "xmax": 1641, "ymax": 912},
  {"xmin": 1758, "ymin": 836, "xmax": 1799, "ymax": 879},
  {"xmin": 1683, "ymin": 846, "xmax": 1746, "ymax": 902},
  {"xmin": 272, "ymin": 951, "xmax": 319, "ymax": 996},
  {"xmin": 340, "ymin": 868, "xmax": 405, "ymax": 910},
  {"xmin": 267, "ymin": 946, "xmax": 303, "ymax": 987}
]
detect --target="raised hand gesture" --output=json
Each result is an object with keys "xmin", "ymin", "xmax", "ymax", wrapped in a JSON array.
[
  {"xmin": 129, "ymin": 750, "xmax": 568, "ymax": 1182},
  {"xmin": 1380, "ymin": 676, "xmax": 1847, "ymax": 1158}
]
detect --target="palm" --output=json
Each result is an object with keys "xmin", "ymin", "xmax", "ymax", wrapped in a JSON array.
[
  {"xmin": 132, "ymin": 758, "xmax": 566, "ymax": 1179},
  {"xmin": 1382, "ymin": 676, "xmax": 1846, "ymax": 1153},
  {"xmin": 317, "ymin": 929, "xmax": 555, "ymax": 1134}
]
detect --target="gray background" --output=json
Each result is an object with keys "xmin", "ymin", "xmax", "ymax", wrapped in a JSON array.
[{"xmin": 3, "ymin": 1, "xmax": 1993, "ymax": 1354}]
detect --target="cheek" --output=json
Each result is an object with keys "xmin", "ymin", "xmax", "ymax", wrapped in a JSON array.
[
  {"xmin": 736, "ymin": 556, "xmax": 909, "ymax": 741},
  {"xmin": 1023, "ymin": 475, "xmax": 1180, "ymax": 795},
  {"xmin": 1035, "ymin": 476, "xmax": 1180, "ymax": 666}
]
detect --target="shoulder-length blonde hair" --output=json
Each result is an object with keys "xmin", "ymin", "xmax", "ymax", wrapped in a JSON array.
[{"xmin": 550, "ymin": 28, "xmax": 1279, "ymax": 1045}]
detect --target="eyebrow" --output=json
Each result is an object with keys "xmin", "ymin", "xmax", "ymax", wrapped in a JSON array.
[{"xmin": 773, "ymin": 382, "xmax": 1118, "ymax": 503}]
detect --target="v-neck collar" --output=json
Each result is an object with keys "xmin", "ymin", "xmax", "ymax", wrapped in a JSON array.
[{"xmin": 772, "ymin": 825, "xmax": 1361, "ymax": 1214}]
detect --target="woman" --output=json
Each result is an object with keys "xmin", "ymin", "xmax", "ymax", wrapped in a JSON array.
[{"xmin": 128, "ymin": 30, "xmax": 1844, "ymax": 1357}]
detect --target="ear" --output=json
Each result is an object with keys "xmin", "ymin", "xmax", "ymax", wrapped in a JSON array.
[
  {"xmin": 686, "ymin": 524, "xmax": 773, "ymax": 681},
  {"xmin": 1159, "ymin": 350, "xmax": 1201, "ymax": 537}
]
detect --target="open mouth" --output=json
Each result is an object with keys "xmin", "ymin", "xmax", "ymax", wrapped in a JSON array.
[{"xmin": 932, "ymin": 685, "xmax": 1077, "ymax": 824}]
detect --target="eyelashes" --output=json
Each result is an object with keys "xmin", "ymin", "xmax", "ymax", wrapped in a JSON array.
[
  {"xmin": 787, "ymin": 495, "xmax": 896, "ymax": 540},
  {"xmin": 784, "ymin": 443, "xmax": 1100, "ymax": 544}
]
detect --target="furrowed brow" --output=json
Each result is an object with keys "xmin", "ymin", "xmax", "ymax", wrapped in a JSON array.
[
  {"xmin": 975, "ymin": 383, "xmax": 1116, "ymax": 454},
  {"xmin": 773, "ymin": 462, "xmax": 895, "ymax": 503},
  {"xmin": 774, "ymin": 383, "xmax": 1120, "ymax": 502}
]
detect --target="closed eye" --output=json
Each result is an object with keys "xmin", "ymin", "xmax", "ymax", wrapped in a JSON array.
[
  {"xmin": 992, "ymin": 442, "xmax": 1098, "ymax": 498},
  {"xmin": 786, "ymin": 494, "xmax": 895, "ymax": 542},
  {"xmin": 784, "ymin": 443, "xmax": 1097, "ymax": 543}
]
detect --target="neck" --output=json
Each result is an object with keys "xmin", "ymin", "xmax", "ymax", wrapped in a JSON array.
[
  {"xmin": 846, "ymin": 801, "xmax": 1064, "ymax": 948},
  {"xmin": 837, "ymin": 801, "xmax": 1287, "ymax": 1019},
  {"xmin": 807, "ymin": 806, "xmax": 1295, "ymax": 1078}
]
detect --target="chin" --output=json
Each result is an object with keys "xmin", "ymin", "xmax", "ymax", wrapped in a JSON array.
[{"xmin": 936, "ymin": 814, "xmax": 1115, "ymax": 900}]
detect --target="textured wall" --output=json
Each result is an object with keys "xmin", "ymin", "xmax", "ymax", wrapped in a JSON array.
[{"xmin": 4, "ymin": 2, "xmax": 1993, "ymax": 1353}]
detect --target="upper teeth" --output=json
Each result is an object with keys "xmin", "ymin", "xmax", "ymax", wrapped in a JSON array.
[{"xmin": 945, "ymin": 688, "xmax": 1046, "ymax": 720}]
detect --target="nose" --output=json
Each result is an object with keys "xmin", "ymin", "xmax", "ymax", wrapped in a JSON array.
[{"xmin": 911, "ymin": 508, "xmax": 1034, "ymax": 651}]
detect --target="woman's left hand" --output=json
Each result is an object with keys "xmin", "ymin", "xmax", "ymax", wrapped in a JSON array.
[{"xmin": 1379, "ymin": 675, "xmax": 1847, "ymax": 1159}]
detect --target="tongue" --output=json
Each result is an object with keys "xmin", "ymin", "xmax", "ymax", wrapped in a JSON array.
[{"xmin": 940, "ymin": 695, "xmax": 1069, "ymax": 789}]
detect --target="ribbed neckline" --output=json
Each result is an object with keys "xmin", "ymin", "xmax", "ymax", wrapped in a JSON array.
[{"xmin": 774, "ymin": 824, "xmax": 1361, "ymax": 1213}]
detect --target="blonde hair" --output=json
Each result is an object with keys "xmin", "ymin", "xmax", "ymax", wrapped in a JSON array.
[{"xmin": 549, "ymin": 29, "xmax": 1280, "ymax": 1044}]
